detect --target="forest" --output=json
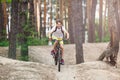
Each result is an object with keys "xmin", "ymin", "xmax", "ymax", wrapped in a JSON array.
[{"xmin": 0, "ymin": 0, "xmax": 120, "ymax": 80}]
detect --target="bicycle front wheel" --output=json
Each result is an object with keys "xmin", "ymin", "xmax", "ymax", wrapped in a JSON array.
[{"xmin": 58, "ymin": 50, "xmax": 61, "ymax": 72}]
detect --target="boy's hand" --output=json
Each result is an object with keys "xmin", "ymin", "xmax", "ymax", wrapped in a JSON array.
[
  {"xmin": 66, "ymin": 32, "xmax": 69, "ymax": 40},
  {"xmin": 49, "ymin": 38, "xmax": 52, "ymax": 41},
  {"xmin": 66, "ymin": 36, "xmax": 69, "ymax": 40}
]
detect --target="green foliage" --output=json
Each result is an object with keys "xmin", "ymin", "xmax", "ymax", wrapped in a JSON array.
[
  {"xmin": 95, "ymin": 19, "xmax": 110, "ymax": 42},
  {"xmin": 63, "ymin": 39, "xmax": 70, "ymax": 44},
  {"xmin": 95, "ymin": 32, "xmax": 110, "ymax": 42},
  {"xmin": 17, "ymin": 14, "xmax": 37, "ymax": 43},
  {"xmin": 27, "ymin": 37, "xmax": 70, "ymax": 46},
  {"xmin": 102, "ymin": 34, "xmax": 110, "ymax": 42},
  {"xmin": 6, "ymin": 0, "xmax": 11, "ymax": 3},
  {"xmin": 0, "ymin": 40, "xmax": 9, "ymax": 46},
  {"xmin": 27, "ymin": 37, "xmax": 48, "ymax": 46},
  {"xmin": 0, "ymin": 0, "xmax": 3, "ymax": 3},
  {"xmin": 0, "ymin": 0, "xmax": 11, "ymax": 3},
  {"xmin": 40, "ymin": 37, "xmax": 49, "ymax": 45},
  {"xmin": 18, "ymin": 56, "xmax": 29, "ymax": 61},
  {"xmin": 95, "ymin": 30, "xmax": 99, "ymax": 42}
]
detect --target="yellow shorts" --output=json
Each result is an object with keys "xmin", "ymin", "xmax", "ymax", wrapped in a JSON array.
[{"xmin": 52, "ymin": 36, "xmax": 64, "ymax": 44}]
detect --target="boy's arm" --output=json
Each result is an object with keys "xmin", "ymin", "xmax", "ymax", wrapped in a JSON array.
[
  {"xmin": 49, "ymin": 26, "xmax": 55, "ymax": 39},
  {"xmin": 62, "ymin": 27, "xmax": 69, "ymax": 39}
]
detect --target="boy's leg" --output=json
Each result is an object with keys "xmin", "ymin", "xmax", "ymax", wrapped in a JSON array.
[
  {"xmin": 60, "ymin": 41, "xmax": 64, "ymax": 64},
  {"xmin": 51, "ymin": 40, "xmax": 57, "ymax": 56},
  {"xmin": 53, "ymin": 40, "xmax": 58, "ymax": 51},
  {"xmin": 60, "ymin": 44, "xmax": 64, "ymax": 58},
  {"xmin": 51, "ymin": 40, "xmax": 58, "ymax": 56}
]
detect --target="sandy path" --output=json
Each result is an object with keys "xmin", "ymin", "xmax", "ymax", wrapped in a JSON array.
[
  {"xmin": 0, "ymin": 43, "xmax": 120, "ymax": 80},
  {"xmin": 28, "ymin": 43, "xmax": 120, "ymax": 80}
]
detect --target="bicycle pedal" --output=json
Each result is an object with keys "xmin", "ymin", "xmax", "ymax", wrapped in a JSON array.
[{"xmin": 60, "ymin": 63, "xmax": 64, "ymax": 65}]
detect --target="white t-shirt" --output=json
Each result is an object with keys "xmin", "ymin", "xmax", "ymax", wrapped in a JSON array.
[{"xmin": 50, "ymin": 26, "xmax": 67, "ymax": 39}]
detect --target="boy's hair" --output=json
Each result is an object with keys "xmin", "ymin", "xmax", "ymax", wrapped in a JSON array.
[{"xmin": 56, "ymin": 19, "xmax": 63, "ymax": 25}]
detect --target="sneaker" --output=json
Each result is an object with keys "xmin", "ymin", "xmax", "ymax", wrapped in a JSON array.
[
  {"xmin": 60, "ymin": 59, "xmax": 64, "ymax": 65},
  {"xmin": 51, "ymin": 50, "xmax": 55, "ymax": 58}
]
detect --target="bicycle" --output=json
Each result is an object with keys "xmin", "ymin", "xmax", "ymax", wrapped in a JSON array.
[
  {"xmin": 50, "ymin": 38, "xmax": 68, "ymax": 72},
  {"xmin": 54, "ymin": 40, "xmax": 62, "ymax": 72}
]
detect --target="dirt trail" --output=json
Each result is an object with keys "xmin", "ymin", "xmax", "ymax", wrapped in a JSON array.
[
  {"xmin": 29, "ymin": 43, "xmax": 108, "ymax": 65},
  {"xmin": 29, "ymin": 44, "xmax": 76, "ymax": 65},
  {"xmin": 0, "ymin": 43, "xmax": 120, "ymax": 80},
  {"xmin": 56, "ymin": 65, "xmax": 76, "ymax": 80},
  {"xmin": 28, "ymin": 43, "xmax": 120, "ymax": 80}
]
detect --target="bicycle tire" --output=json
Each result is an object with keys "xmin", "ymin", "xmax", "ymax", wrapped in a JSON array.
[
  {"xmin": 55, "ymin": 56, "xmax": 57, "ymax": 65},
  {"xmin": 58, "ymin": 58, "xmax": 61, "ymax": 72},
  {"xmin": 58, "ymin": 50, "xmax": 61, "ymax": 72}
]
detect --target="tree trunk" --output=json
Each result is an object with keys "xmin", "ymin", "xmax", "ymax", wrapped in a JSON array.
[
  {"xmin": 70, "ymin": 0, "xmax": 84, "ymax": 63},
  {"xmin": 17, "ymin": 0, "xmax": 29, "ymax": 57},
  {"xmin": 82, "ymin": 0, "xmax": 87, "ymax": 43},
  {"xmin": 3, "ymin": 0, "xmax": 7, "ymax": 39},
  {"xmin": 3, "ymin": 0, "xmax": 7, "ymax": 30},
  {"xmin": 29, "ymin": 0, "xmax": 35, "ymax": 30},
  {"xmin": 64, "ymin": 0, "xmax": 68, "ymax": 29},
  {"xmin": 103, "ymin": 0, "xmax": 108, "ymax": 37},
  {"xmin": 43, "ymin": 0, "xmax": 46, "ymax": 37},
  {"xmin": 118, "ymin": 0, "xmax": 120, "ymax": 28},
  {"xmin": 33, "ymin": 0, "xmax": 38, "ymax": 36},
  {"xmin": 8, "ymin": 0, "xmax": 19, "ymax": 59},
  {"xmin": 98, "ymin": 0, "xmax": 103, "ymax": 42},
  {"xmin": 49, "ymin": 0, "xmax": 52, "ymax": 28},
  {"xmin": 0, "ymin": 0, "xmax": 3, "ymax": 40},
  {"xmin": 68, "ymin": 0, "xmax": 75, "ymax": 43},
  {"xmin": 114, "ymin": 0, "xmax": 120, "ymax": 39},
  {"xmin": 87, "ymin": 0, "xmax": 97, "ymax": 42},
  {"xmin": 98, "ymin": 0, "xmax": 119, "ymax": 67},
  {"xmin": 56, "ymin": 0, "xmax": 59, "ymax": 19},
  {"xmin": 38, "ymin": 0, "xmax": 42, "ymax": 38},
  {"xmin": 0, "ymin": 0, "xmax": 7, "ymax": 40},
  {"xmin": 39, "ymin": 0, "xmax": 42, "ymax": 39},
  {"xmin": 36, "ymin": 0, "xmax": 40, "ymax": 37},
  {"xmin": 59, "ymin": 0, "xmax": 63, "ymax": 19}
]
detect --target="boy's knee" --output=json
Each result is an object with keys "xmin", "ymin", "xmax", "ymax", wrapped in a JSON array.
[{"xmin": 60, "ymin": 45, "xmax": 64, "ymax": 50}]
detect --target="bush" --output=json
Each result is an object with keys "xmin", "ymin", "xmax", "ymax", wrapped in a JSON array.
[
  {"xmin": 102, "ymin": 35, "xmax": 110, "ymax": 42},
  {"xmin": 18, "ymin": 56, "xmax": 29, "ymax": 61},
  {"xmin": 95, "ymin": 34, "xmax": 110, "ymax": 42},
  {"xmin": 0, "ymin": 40, "xmax": 9, "ymax": 46},
  {"xmin": 27, "ymin": 37, "xmax": 48, "ymax": 46}
]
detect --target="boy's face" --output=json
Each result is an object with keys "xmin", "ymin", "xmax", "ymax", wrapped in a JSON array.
[{"xmin": 56, "ymin": 22, "xmax": 62, "ymax": 28}]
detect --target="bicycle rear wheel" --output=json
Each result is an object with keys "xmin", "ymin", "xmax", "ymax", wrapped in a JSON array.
[
  {"xmin": 55, "ymin": 56, "xmax": 57, "ymax": 65},
  {"xmin": 58, "ymin": 50, "xmax": 61, "ymax": 72},
  {"xmin": 54, "ymin": 52, "xmax": 58, "ymax": 65}
]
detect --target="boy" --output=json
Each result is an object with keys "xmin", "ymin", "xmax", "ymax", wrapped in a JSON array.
[{"xmin": 49, "ymin": 19, "xmax": 69, "ymax": 65}]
